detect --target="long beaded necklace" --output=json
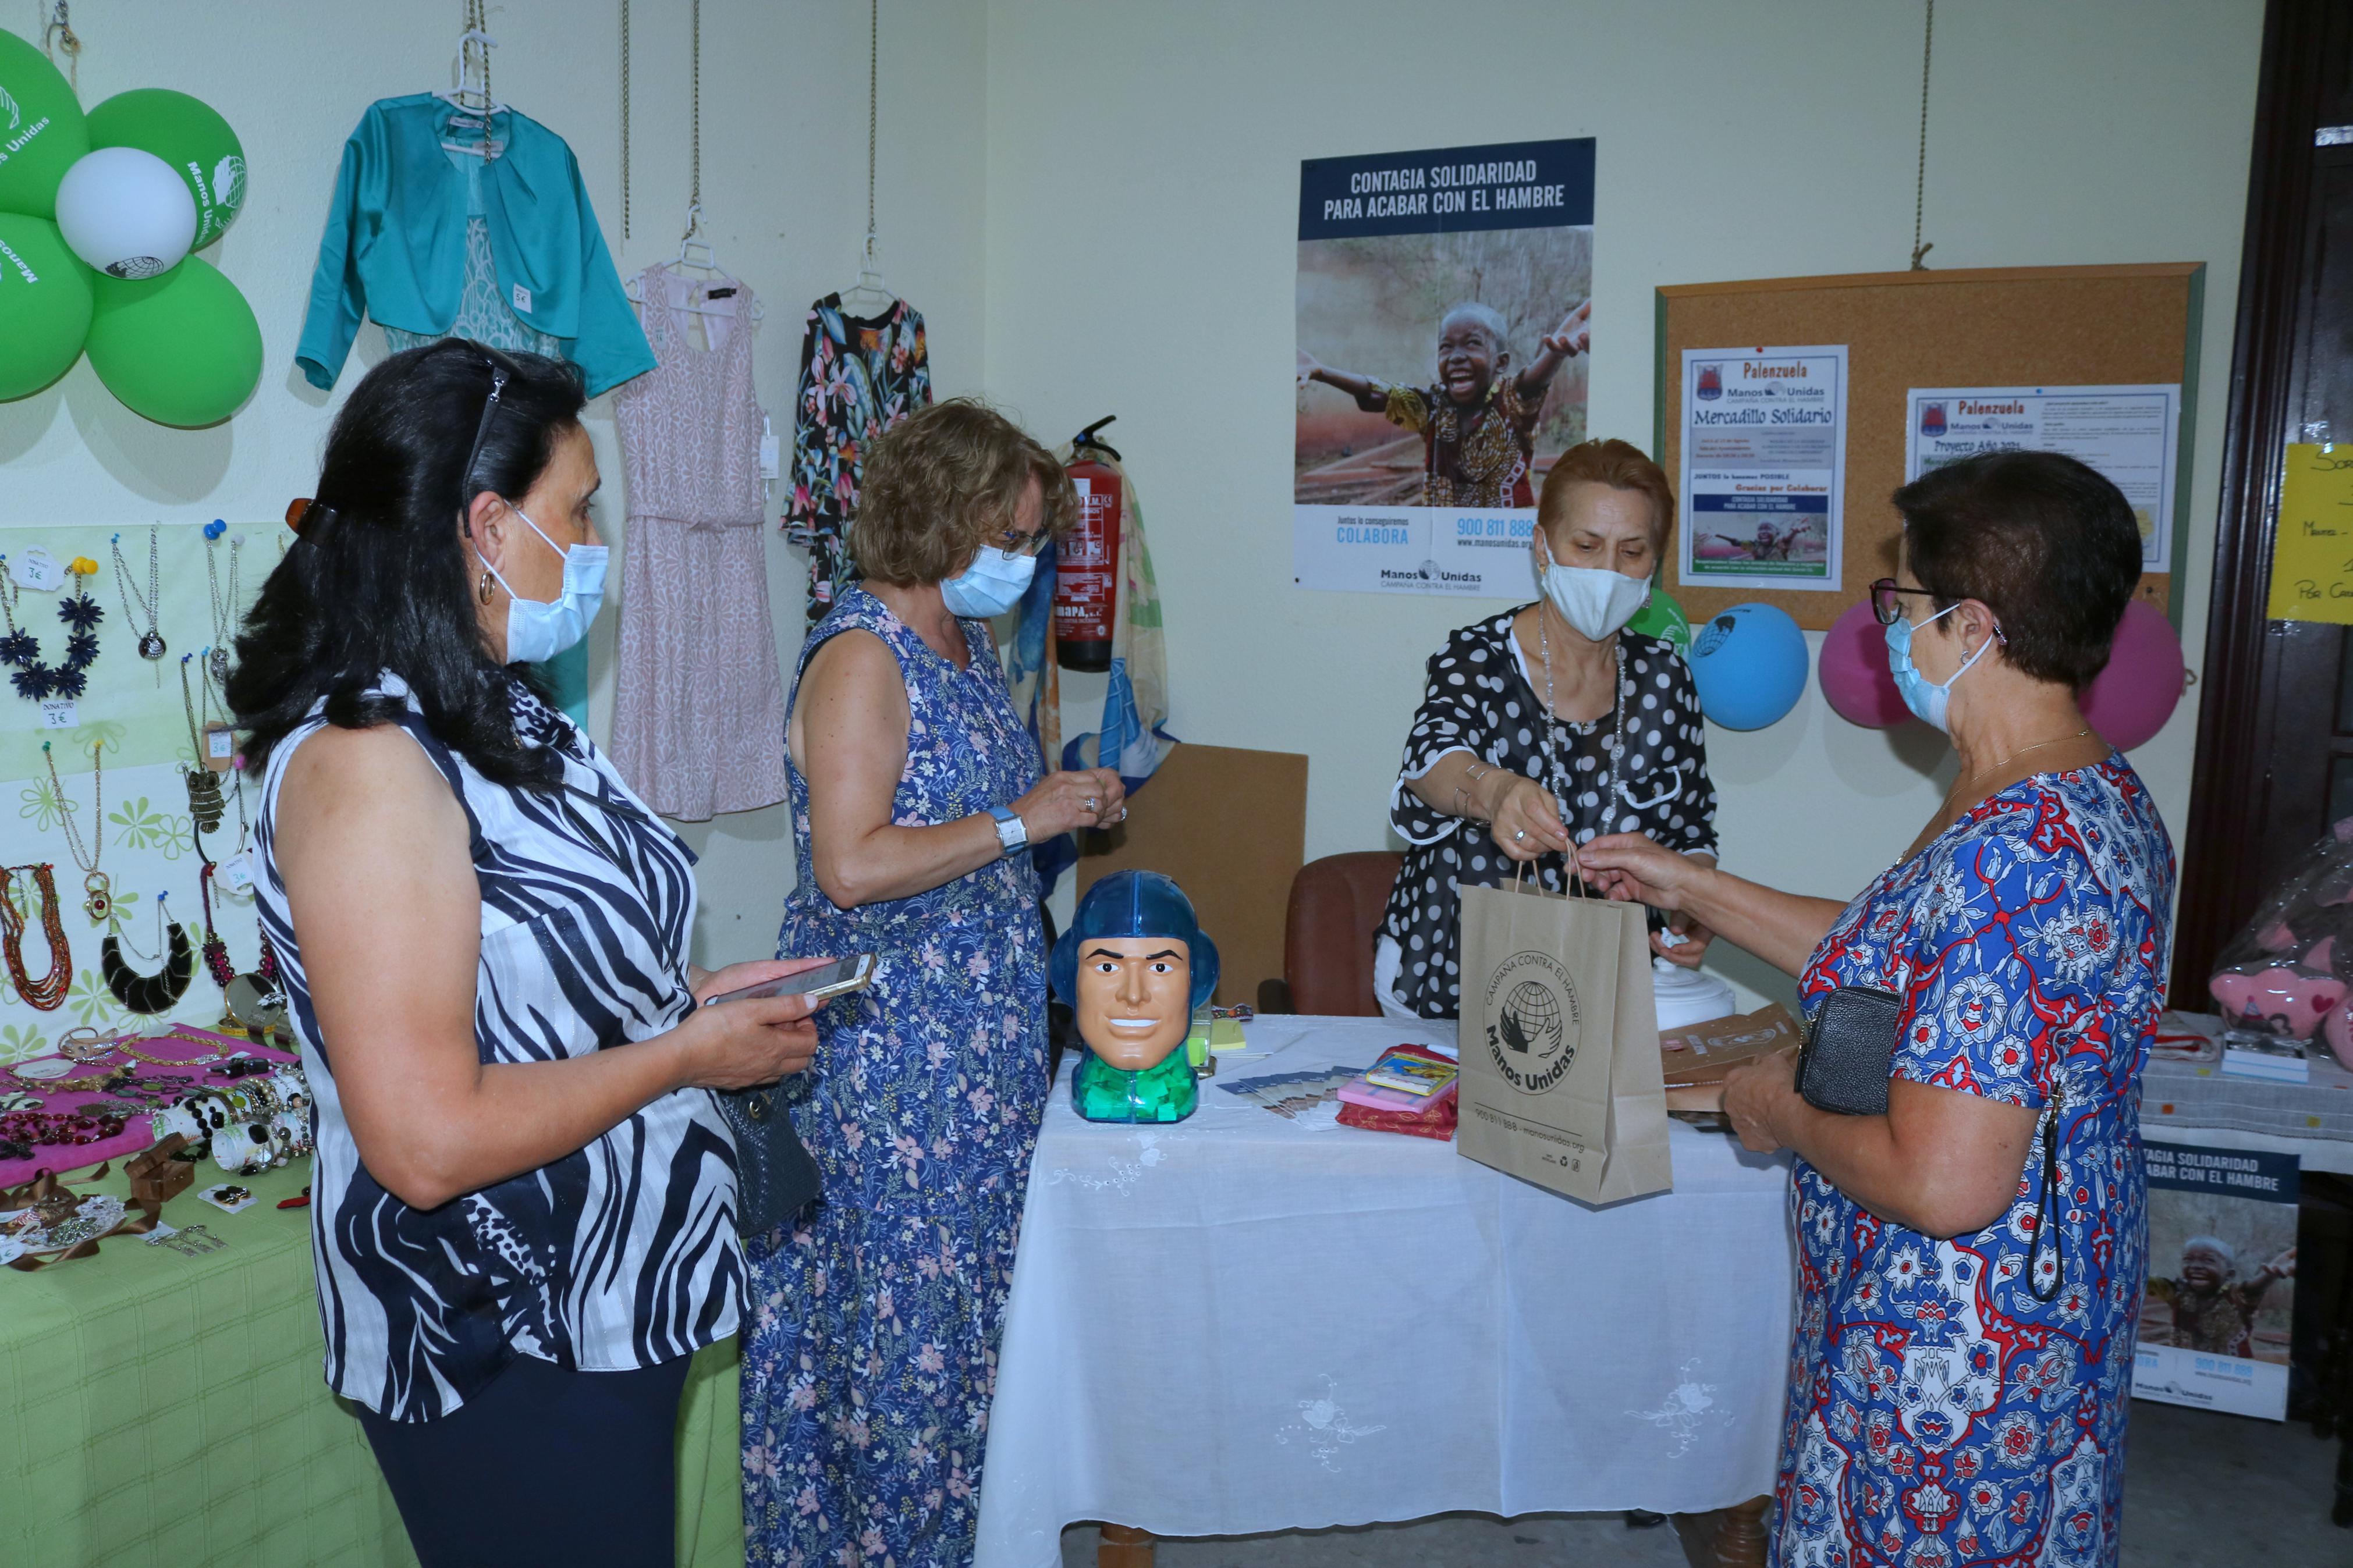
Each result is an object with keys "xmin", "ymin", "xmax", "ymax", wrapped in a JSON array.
[
  {"xmin": 40, "ymin": 740, "xmax": 109, "ymax": 922},
  {"xmin": 0, "ymin": 561, "xmax": 104, "ymax": 702},
  {"xmin": 1534, "ymin": 605, "xmax": 1624, "ymax": 895},
  {"xmin": 109, "ymin": 526, "xmax": 166, "ymax": 671},
  {"xmin": 202, "ymin": 524, "xmax": 240, "ymax": 688},
  {"xmin": 0, "ymin": 864, "xmax": 72, "ymax": 1011},
  {"xmin": 198, "ymin": 858, "xmax": 278, "ymax": 993},
  {"xmin": 176, "ymin": 655, "xmax": 226, "ymax": 832}
]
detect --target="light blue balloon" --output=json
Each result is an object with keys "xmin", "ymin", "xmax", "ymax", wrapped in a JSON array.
[{"xmin": 1686, "ymin": 602, "xmax": 1809, "ymax": 730}]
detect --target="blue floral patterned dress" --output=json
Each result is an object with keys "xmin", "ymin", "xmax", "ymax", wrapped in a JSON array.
[
  {"xmin": 1774, "ymin": 757, "xmax": 2173, "ymax": 1568},
  {"xmin": 744, "ymin": 585, "xmax": 1047, "ymax": 1568}
]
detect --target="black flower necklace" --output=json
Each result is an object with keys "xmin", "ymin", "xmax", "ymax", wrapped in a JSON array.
[{"xmin": 0, "ymin": 561, "xmax": 104, "ymax": 702}]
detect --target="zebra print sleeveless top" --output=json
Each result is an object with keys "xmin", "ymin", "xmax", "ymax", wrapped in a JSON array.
[{"xmin": 253, "ymin": 674, "xmax": 742, "ymax": 1422}]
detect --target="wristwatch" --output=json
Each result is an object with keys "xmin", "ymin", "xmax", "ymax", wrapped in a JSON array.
[{"xmin": 987, "ymin": 805, "xmax": 1028, "ymax": 859}]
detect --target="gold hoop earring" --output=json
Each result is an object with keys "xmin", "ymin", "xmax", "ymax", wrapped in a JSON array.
[{"xmin": 477, "ymin": 570, "xmax": 495, "ymax": 605}]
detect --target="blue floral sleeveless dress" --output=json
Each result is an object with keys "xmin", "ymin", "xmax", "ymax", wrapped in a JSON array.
[
  {"xmin": 743, "ymin": 585, "xmax": 1048, "ymax": 1568},
  {"xmin": 1773, "ymin": 756, "xmax": 2174, "ymax": 1568}
]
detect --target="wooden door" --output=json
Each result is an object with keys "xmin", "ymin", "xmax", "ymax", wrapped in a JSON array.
[{"xmin": 2175, "ymin": 0, "xmax": 2353, "ymax": 995}]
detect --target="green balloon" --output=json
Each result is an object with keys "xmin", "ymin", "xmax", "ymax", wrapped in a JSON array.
[
  {"xmin": 1628, "ymin": 584, "xmax": 1692, "ymax": 652},
  {"xmin": 0, "ymin": 214, "xmax": 92, "ymax": 399},
  {"xmin": 87, "ymin": 88, "xmax": 245, "ymax": 249},
  {"xmin": 84, "ymin": 254, "xmax": 261, "ymax": 426},
  {"xmin": 0, "ymin": 30, "xmax": 91, "ymax": 220}
]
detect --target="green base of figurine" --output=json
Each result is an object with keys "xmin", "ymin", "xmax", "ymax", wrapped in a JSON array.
[{"xmin": 1071, "ymin": 1049, "xmax": 1198, "ymax": 1123}]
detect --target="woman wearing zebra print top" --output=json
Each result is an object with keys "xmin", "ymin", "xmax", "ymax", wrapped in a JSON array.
[{"xmin": 232, "ymin": 343, "xmax": 824, "ymax": 1567}]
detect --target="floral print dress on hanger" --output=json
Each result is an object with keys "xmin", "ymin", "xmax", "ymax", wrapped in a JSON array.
[{"xmin": 782, "ymin": 296, "xmax": 930, "ymax": 626}]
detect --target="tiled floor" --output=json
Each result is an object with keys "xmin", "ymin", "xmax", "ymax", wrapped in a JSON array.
[{"xmin": 1058, "ymin": 1398, "xmax": 2345, "ymax": 1566}]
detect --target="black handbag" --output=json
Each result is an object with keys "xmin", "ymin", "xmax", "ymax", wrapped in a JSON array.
[
  {"xmin": 1795, "ymin": 986, "xmax": 1904, "ymax": 1116},
  {"xmin": 718, "ymin": 1085, "xmax": 821, "ymax": 1239}
]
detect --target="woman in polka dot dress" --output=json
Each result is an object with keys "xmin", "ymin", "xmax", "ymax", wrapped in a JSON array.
[{"xmin": 1375, "ymin": 439, "xmax": 1720, "ymax": 1021}]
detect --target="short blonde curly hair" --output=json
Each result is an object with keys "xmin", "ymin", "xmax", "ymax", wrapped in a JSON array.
[{"xmin": 852, "ymin": 399, "xmax": 1076, "ymax": 587}]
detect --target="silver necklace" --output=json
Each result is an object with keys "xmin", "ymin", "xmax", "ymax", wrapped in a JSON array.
[
  {"xmin": 203, "ymin": 533, "xmax": 240, "ymax": 688},
  {"xmin": 1535, "ymin": 607, "xmax": 1624, "ymax": 881},
  {"xmin": 110, "ymin": 527, "xmax": 165, "ymax": 666}
]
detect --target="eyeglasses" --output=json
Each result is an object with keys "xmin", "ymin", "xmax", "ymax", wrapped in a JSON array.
[
  {"xmin": 1868, "ymin": 578, "xmax": 1942, "ymax": 626},
  {"xmin": 458, "ymin": 349, "xmax": 524, "ymax": 532},
  {"xmin": 991, "ymin": 525, "xmax": 1050, "ymax": 559}
]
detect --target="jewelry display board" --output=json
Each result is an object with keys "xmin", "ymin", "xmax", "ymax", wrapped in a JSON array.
[
  {"xmin": 0, "ymin": 521, "xmax": 275, "ymax": 1072},
  {"xmin": 1653, "ymin": 264, "xmax": 2204, "ymax": 631}
]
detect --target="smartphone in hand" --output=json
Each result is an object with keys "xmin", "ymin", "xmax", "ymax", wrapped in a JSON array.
[{"xmin": 703, "ymin": 954, "xmax": 875, "ymax": 1009}]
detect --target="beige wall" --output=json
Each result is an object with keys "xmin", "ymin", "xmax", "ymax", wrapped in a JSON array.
[
  {"xmin": 981, "ymin": 0, "xmax": 2262, "ymax": 1006},
  {"xmin": 0, "ymin": 1, "xmax": 2269, "ymax": 999}
]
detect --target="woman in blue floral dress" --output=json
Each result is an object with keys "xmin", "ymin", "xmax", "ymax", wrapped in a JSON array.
[
  {"xmin": 1582, "ymin": 451, "xmax": 2172, "ymax": 1568},
  {"xmin": 744, "ymin": 400, "xmax": 1126, "ymax": 1567}
]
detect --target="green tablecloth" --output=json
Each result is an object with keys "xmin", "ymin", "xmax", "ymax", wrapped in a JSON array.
[{"xmin": 1, "ymin": 1158, "xmax": 746, "ymax": 1567}]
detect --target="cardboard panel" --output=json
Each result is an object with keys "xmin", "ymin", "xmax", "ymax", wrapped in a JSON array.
[
  {"xmin": 1656, "ymin": 264, "xmax": 2203, "ymax": 630},
  {"xmin": 1074, "ymin": 742, "xmax": 1308, "ymax": 1007}
]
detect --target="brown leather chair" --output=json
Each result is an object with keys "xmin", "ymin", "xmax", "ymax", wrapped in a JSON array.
[{"xmin": 1259, "ymin": 851, "xmax": 1404, "ymax": 1016}]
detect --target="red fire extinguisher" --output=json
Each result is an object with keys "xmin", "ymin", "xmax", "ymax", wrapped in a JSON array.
[{"xmin": 1055, "ymin": 416, "xmax": 1121, "ymax": 673}]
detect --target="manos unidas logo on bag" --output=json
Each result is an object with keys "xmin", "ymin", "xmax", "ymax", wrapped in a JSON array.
[{"xmin": 1484, "ymin": 950, "xmax": 1580, "ymax": 1093}]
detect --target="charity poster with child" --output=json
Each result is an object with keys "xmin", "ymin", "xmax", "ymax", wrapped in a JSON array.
[
  {"xmin": 2132, "ymin": 1140, "xmax": 2299, "ymax": 1421},
  {"xmin": 1293, "ymin": 138, "xmax": 1593, "ymax": 596}
]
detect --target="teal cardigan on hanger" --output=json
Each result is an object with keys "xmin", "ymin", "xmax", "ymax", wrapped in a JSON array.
[{"xmin": 297, "ymin": 94, "xmax": 654, "ymax": 397}]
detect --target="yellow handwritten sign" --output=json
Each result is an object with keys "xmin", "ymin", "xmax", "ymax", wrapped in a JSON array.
[{"xmin": 2269, "ymin": 443, "xmax": 2353, "ymax": 625}]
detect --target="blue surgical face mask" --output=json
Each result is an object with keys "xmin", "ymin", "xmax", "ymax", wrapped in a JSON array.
[
  {"xmin": 940, "ymin": 546, "xmax": 1038, "ymax": 619},
  {"xmin": 479, "ymin": 506, "xmax": 609, "ymax": 665},
  {"xmin": 1884, "ymin": 602, "xmax": 1995, "ymax": 733}
]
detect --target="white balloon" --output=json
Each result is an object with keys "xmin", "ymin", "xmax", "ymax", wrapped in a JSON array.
[{"xmin": 55, "ymin": 147, "xmax": 198, "ymax": 280}]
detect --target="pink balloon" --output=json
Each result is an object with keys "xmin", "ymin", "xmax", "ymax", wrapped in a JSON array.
[
  {"xmin": 1819, "ymin": 599, "xmax": 1909, "ymax": 728},
  {"xmin": 2080, "ymin": 600, "xmax": 2185, "ymax": 752}
]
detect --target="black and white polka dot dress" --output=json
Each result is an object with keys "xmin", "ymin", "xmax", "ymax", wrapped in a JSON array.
[{"xmin": 1379, "ymin": 610, "xmax": 1720, "ymax": 1019}]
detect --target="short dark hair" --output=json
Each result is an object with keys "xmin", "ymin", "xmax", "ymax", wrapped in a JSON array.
[
  {"xmin": 854, "ymin": 399, "xmax": 1074, "ymax": 586},
  {"xmin": 228, "ymin": 340, "xmax": 587, "ymax": 789},
  {"xmin": 1891, "ymin": 450, "xmax": 2142, "ymax": 689}
]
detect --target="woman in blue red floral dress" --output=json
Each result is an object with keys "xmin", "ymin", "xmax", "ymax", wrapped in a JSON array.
[
  {"xmin": 745, "ymin": 399, "xmax": 1126, "ymax": 1568},
  {"xmin": 1583, "ymin": 450, "xmax": 2171, "ymax": 1568}
]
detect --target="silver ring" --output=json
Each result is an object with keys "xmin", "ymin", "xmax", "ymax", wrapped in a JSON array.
[
  {"xmin": 1513, "ymin": 830, "xmax": 1527, "ymax": 842},
  {"xmin": 1084, "ymin": 798, "xmax": 1099, "ymax": 812}
]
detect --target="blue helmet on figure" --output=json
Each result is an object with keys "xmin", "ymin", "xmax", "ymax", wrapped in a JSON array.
[{"xmin": 1050, "ymin": 870, "xmax": 1220, "ymax": 1012}]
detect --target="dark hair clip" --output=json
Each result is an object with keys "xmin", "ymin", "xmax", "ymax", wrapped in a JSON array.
[{"xmin": 285, "ymin": 498, "xmax": 338, "ymax": 536}]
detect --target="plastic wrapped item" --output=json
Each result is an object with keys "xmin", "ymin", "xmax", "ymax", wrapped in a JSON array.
[{"xmin": 2208, "ymin": 819, "xmax": 2353, "ymax": 1067}]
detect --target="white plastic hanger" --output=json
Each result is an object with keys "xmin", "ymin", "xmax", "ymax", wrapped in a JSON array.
[
  {"xmin": 627, "ymin": 201, "xmax": 764, "ymax": 324},
  {"xmin": 435, "ymin": 17, "xmax": 507, "ymax": 160},
  {"xmin": 836, "ymin": 230, "xmax": 897, "ymax": 317}
]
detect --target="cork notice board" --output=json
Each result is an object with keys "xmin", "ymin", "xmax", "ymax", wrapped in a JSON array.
[
  {"xmin": 1074, "ymin": 742, "xmax": 1308, "ymax": 1008},
  {"xmin": 1654, "ymin": 264, "xmax": 2204, "ymax": 631}
]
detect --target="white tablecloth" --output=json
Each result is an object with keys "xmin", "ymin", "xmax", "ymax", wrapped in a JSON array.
[{"xmin": 973, "ymin": 1015, "xmax": 1796, "ymax": 1567}]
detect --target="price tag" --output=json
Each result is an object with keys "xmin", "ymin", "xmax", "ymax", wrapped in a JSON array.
[
  {"xmin": 759, "ymin": 414, "xmax": 781, "ymax": 481},
  {"xmin": 203, "ymin": 721, "xmax": 236, "ymax": 772},
  {"xmin": 217, "ymin": 852, "xmax": 257, "ymax": 897},
  {"xmin": 38, "ymin": 699, "xmax": 77, "ymax": 730},
  {"xmin": 9, "ymin": 548, "xmax": 65, "ymax": 592}
]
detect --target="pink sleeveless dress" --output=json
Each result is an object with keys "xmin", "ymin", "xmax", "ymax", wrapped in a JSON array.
[{"xmin": 611, "ymin": 266, "xmax": 789, "ymax": 819}]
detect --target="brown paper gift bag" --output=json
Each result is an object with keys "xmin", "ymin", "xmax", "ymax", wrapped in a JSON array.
[{"xmin": 1454, "ymin": 877, "xmax": 1672, "ymax": 1204}]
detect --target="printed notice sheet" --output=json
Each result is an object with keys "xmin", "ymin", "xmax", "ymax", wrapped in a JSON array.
[
  {"xmin": 1904, "ymin": 384, "xmax": 2180, "ymax": 570},
  {"xmin": 1677, "ymin": 345, "xmax": 1847, "ymax": 592}
]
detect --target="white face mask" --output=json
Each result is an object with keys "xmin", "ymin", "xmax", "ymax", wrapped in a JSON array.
[
  {"xmin": 1535, "ymin": 536, "xmax": 1651, "ymax": 641},
  {"xmin": 477, "ymin": 506, "xmax": 609, "ymax": 665},
  {"xmin": 940, "ymin": 546, "xmax": 1038, "ymax": 619}
]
